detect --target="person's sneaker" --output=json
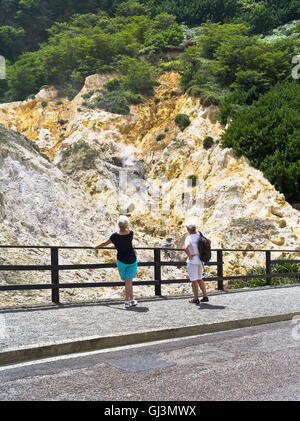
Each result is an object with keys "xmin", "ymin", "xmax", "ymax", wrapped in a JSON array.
[
  {"xmin": 124, "ymin": 301, "xmax": 131, "ymax": 308},
  {"xmin": 200, "ymin": 296, "xmax": 209, "ymax": 303},
  {"xmin": 130, "ymin": 299, "xmax": 138, "ymax": 306}
]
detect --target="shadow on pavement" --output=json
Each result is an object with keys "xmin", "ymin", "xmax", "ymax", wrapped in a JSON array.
[
  {"xmin": 199, "ymin": 303, "xmax": 226, "ymax": 310},
  {"xmin": 106, "ymin": 305, "xmax": 150, "ymax": 313}
]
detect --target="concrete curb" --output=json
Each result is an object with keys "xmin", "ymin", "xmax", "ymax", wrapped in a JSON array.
[{"xmin": 1, "ymin": 311, "xmax": 299, "ymax": 366}]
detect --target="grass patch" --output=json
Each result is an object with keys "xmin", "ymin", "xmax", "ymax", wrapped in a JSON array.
[{"xmin": 228, "ymin": 262, "xmax": 300, "ymax": 289}]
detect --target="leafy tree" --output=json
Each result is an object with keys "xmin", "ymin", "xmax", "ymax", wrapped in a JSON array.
[
  {"xmin": 197, "ymin": 22, "xmax": 250, "ymax": 60},
  {"xmin": 115, "ymin": 1, "xmax": 150, "ymax": 17},
  {"xmin": 244, "ymin": 2, "xmax": 275, "ymax": 34},
  {"xmin": 152, "ymin": 12, "xmax": 176, "ymax": 29},
  {"xmin": 146, "ymin": 0, "xmax": 239, "ymax": 26},
  {"xmin": 146, "ymin": 0, "xmax": 300, "ymax": 31},
  {"xmin": 143, "ymin": 12, "xmax": 183, "ymax": 50},
  {"xmin": 218, "ymin": 89, "xmax": 249, "ymax": 125},
  {"xmin": 221, "ymin": 81, "xmax": 300, "ymax": 203},
  {"xmin": 122, "ymin": 58, "xmax": 156, "ymax": 95},
  {"xmin": 0, "ymin": 1, "xmax": 113, "ymax": 56},
  {"xmin": 180, "ymin": 22, "xmax": 297, "ymax": 119},
  {"xmin": 5, "ymin": 51, "xmax": 46, "ymax": 100},
  {"xmin": 1, "ymin": 0, "xmax": 300, "ymax": 66},
  {"xmin": 0, "ymin": 25, "xmax": 25, "ymax": 61}
]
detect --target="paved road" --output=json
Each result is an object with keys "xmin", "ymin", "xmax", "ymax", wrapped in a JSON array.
[{"xmin": 0, "ymin": 321, "xmax": 299, "ymax": 401}]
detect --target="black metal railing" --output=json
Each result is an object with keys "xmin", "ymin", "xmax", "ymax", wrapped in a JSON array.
[{"xmin": 0, "ymin": 245, "xmax": 299, "ymax": 304}]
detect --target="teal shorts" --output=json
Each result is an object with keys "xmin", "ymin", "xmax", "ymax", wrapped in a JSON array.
[{"xmin": 116, "ymin": 259, "xmax": 138, "ymax": 281}]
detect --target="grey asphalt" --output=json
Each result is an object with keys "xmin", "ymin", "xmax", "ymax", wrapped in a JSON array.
[
  {"xmin": 0, "ymin": 285, "xmax": 300, "ymax": 365},
  {"xmin": 0, "ymin": 320, "xmax": 299, "ymax": 401}
]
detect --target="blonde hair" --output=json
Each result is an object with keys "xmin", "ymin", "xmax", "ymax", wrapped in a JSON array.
[{"xmin": 118, "ymin": 215, "xmax": 129, "ymax": 230}]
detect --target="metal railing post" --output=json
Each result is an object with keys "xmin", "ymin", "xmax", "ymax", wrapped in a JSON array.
[
  {"xmin": 154, "ymin": 248, "xmax": 162, "ymax": 296},
  {"xmin": 51, "ymin": 247, "xmax": 60, "ymax": 304},
  {"xmin": 217, "ymin": 250, "xmax": 224, "ymax": 291},
  {"xmin": 266, "ymin": 250, "xmax": 271, "ymax": 286}
]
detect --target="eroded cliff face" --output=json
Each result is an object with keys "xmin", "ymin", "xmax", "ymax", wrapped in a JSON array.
[
  {"xmin": 0, "ymin": 123, "xmax": 187, "ymax": 306},
  {"xmin": 0, "ymin": 72, "xmax": 299, "ymax": 305}
]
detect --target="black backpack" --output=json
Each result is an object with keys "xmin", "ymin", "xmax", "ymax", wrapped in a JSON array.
[{"xmin": 197, "ymin": 231, "xmax": 211, "ymax": 262}]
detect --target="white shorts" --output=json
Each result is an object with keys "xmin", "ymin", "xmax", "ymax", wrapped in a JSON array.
[{"xmin": 187, "ymin": 262, "xmax": 203, "ymax": 282}]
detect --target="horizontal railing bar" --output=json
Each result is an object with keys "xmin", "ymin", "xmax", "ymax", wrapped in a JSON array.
[
  {"xmin": 0, "ymin": 280, "xmax": 191, "ymax": 291},
  {"xmin": 222, "ymin": 272, "xmax": 300, "ymax": 281},
  {"xmin": 0, "ymin": 245, "xmax": 183, "ymax": 250},
  {"xmin": 159, "ymin": 273, "xmax": 300, "ymax": 282},
  {"xmin": 158, "ymin": 261, "xmax": 220, "ymax": 266},
  {"xmin": 0, "ymin": 281, "xmax": 162, "ymax": 291},
  {"xmin": 1, "ymin": 258, "xmax": 297, "ymax": 272},
  {"xmin": 0, "ymin": 245, "xmax": 299, "ymax": 253},
  {"xmin": 221, "ymin": 249, "xmax": 300, "ymax": 253},
  {"xmin": 0, "ymin": 264, "xmax": 116, "ymax": 271},
  {"xmin": 0, "ymin": 245, "xmax": 115, "ymax": 250},
  {"xmin": 1, "ymin": 272, "xmax": 299, "ymax": 292},
  {"xmin": 0, "ymin": 263, "xmax": 157, "ymax": 271},
  {"xmin": 0, "ymin": 284, "xmax": 55, "ymax": 291},
  {"xmin": 0, "ymin": 261, "xmax": 222, "ymax": 271},
  {"xmin": 0, "ymin": 278, "xmax": 223, "ymax": 291}
]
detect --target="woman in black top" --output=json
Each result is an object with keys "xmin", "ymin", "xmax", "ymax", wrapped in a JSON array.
[{"xmin": 94, "ymin": 216, "xmax": 138, "ymax": 309}]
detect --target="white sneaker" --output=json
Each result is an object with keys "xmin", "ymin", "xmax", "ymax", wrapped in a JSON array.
[
  {"xmin": 130, "ymin": 299, "xmax": 138, "ymax": 306},
  {"xmin": 124, "ymin": 301, "xmax": 131, "ymax": 308}
]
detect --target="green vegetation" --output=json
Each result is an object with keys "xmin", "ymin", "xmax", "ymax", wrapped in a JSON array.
[
  {"xmin": 156, "ymin": 133, "xmax": 166, "ymax": 141},
  {"xmin": 1, "ymin": 2, "xmax": 299, "ymax": 106},
  {"xmin": 187, "ymin": 174, "xmax": 198, "ymax": 187},
  {"xmin": 82, "ymin": 90, "xmax": 96, "ymax": 100},
  {"xmin": 146, "ymin": 1, "xmax": 300, "ymax": 32},
  {"xmin": 178, "ymin": 19, "xmax": 299, "ymax": 203},
  {"xmin": 228, "ymin": 262, "xmax": 300, "ymax": 289},
  {"xmin": 79, "ymin": 58, "xmax": 152, "ymax": 114},
  {"xmin": 94, "ymin": 91, "xmax": 130, "ymax": 115},
  {"xmin": 0, "ymin": 1, "xmax": 300, "ymax": 202},
  {"xmin": 180, "ymin": 22, "xmax": 296, "ymax": 111},
  {"xmin": 0, "ymin": 5, "xmax": 182, "ymax": 103},
  {"xmin": 203, "ymin": 136, "xmax": 214, "ymax": 150},
  {"xmin": 1, "ymin": 1, "xmax": 299, "ymax": 64},
  {"xmin": 175, "ymin": 114, "xmax": 190, "ymax": 131},
  {"xmin": 221, "ymin": 82, "xmax": 300, "ymax": 204},
  {"xmin": 58, "ymin": 119, "xmax": 68, "ymax": 125}
]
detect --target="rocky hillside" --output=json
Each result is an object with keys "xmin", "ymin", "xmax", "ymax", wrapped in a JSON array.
[
  {"xmin": 0, "ymin": 123, "xmax": 176, "ymax": 306},
  {"xmin": 0, "ymin": 71, "xmax": 299, "ymax": 305}
]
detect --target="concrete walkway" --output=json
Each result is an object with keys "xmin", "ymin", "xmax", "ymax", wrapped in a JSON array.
[{"xmin": 0, "ymin": 285, "xmax": 299, "ymax": 365}]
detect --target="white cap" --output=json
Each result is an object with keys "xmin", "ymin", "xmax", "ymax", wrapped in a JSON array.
[{"xmin": 186, "ymin": 219, "xmax": 197, "ymax": 231}]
